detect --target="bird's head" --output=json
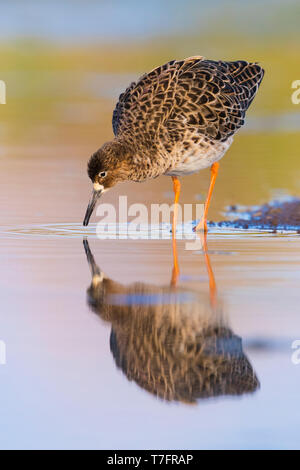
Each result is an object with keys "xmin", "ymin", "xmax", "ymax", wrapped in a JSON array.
[{"xmin": 83, "ymin": 141, "xmax": 130, "ymax": 226}]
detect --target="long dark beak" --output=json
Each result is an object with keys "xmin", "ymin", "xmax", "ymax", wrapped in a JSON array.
[{"xmin": 83, "ymin": 189, "xmax": 102, "ymax": 226}]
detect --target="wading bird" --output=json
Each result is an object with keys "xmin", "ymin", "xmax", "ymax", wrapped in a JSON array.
[{"xmin": 83, "ymin": 56, "xmax": 264, "ymax": 231}]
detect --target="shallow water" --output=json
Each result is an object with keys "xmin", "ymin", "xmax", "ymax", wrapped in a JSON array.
[{"xmin": 0, "ymin": 222, "xmax": 300, "ymax": 449}]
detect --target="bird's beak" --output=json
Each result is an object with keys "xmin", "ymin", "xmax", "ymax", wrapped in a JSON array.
[{"xmin": 83, "ymin": 187, "xmax": 103, "ymax": 226}]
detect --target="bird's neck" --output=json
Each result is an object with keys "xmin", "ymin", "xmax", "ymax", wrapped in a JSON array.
[{"xmin": 114, "ymin": 137, "xmax": 165, "ymax": 182}]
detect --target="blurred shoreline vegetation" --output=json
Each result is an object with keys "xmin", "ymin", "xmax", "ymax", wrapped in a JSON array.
[
  {"xmin": 0, "ymin": 0, "xmax": 299, "ymax": 150},
  {"xmin": 0, "ymin": 0, "xmax": 299, "ymax": 208},
  {"xmin": 1, "ymin": 32, "xmax": 299, "ymax": 109}
]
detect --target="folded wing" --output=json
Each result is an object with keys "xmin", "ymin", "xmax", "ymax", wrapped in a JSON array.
[{"xmin": 112, "ymin": 57, "xmax": 264, "ymax": 144}]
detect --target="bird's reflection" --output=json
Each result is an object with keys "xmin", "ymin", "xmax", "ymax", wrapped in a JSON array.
[{"xmin": 84, "ymin": 237, "xmax": 259, "ymax": 404}]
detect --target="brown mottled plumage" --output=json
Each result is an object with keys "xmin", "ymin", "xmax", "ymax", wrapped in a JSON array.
[
  {"xmin": 83, "ymin": 56, "xmax": 264, "ymax": 227},
  {"xmin": 84, "ymin": 240, "xmax": 259, "ymax": 404}
]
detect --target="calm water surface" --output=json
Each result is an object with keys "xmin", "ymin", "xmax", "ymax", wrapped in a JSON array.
[{"xmin": 0, "ymin": 224, "xmax": 299, "ymax": 449}]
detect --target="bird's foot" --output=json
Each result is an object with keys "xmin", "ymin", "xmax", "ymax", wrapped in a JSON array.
[{"xmin": 193, "ymin": 219, "xmax": 208, "ymax": 233}]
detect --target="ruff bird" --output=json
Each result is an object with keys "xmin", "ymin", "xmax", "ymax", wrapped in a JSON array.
[{"xmin": 83, "ymin": 56, "xmax": 264, "ymax": 231}]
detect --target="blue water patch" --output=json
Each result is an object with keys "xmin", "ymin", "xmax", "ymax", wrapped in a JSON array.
[{"xmin": 107, "ymin": 291, "xmax": 197, "ymax": 306}]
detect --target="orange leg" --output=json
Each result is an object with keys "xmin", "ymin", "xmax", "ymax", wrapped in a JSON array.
[
  {"xmin": 194, "ymin": 162, "xmax": 219, "ymax": 232},
  {"xmin": 171, "ymin": 176, "xmax": 181, "ymax": 286},
  {"xmin": 171, "ymin": 236, "xmax": 180, "ymax": 286},
  {"xmin": 171, "ymin": 176, "xmax": 181, "ymax": 234}
]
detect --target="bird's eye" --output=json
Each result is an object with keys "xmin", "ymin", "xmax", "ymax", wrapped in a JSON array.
[{"xmin": 99, "ymin": 171, "xmax": 107, "ymax": 178}]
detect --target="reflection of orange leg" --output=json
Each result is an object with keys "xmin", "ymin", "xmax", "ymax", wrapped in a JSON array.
[
  {"xmin": 199, "ymin": 232, "xmax": 217, "ymax": 308},
  {"xmin": 171, "ymin": 236, "xmax": 180, "ymax": 286},
  {"xmin": 171, "ymin": 176, "xmax": 181, "ymax": 234},
  {"xmin": 194, "ymin": 162, "xmax": 219, "ymax": 232}
]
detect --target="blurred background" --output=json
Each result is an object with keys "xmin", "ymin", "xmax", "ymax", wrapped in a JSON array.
[{"xmin": 1, "ymin": 0, "xmax": 300, "ymax": 225}]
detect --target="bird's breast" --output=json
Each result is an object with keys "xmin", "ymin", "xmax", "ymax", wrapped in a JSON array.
[{"xmin": 164, "ymin": 136, "xmax": 233, "ymax": 176}]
